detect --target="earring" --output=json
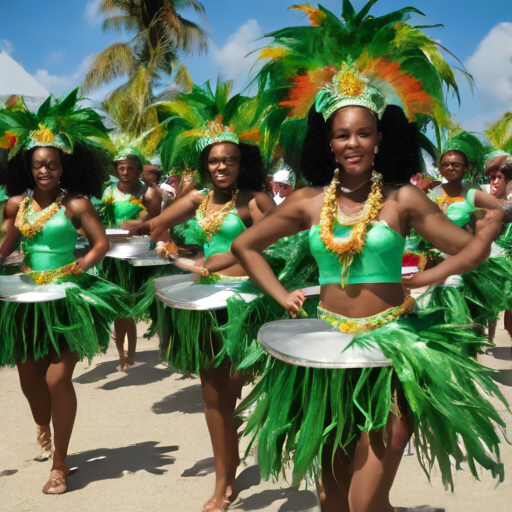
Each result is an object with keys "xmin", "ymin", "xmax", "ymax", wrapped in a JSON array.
[{"xmin": 374, "ymin": 146, "xmax": 379, "ymax": 154}]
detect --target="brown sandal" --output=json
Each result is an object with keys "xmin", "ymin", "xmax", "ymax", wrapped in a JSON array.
[
  {"xmin": 42, "ymin": 469, "xmax": 67, "ymax": 495},
  {"xmin": 35, "ymin": 425, "xmax": 52, "ymax": 462}
]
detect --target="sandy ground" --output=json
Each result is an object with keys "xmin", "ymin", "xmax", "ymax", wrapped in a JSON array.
[{"xmin": 0, "ymin": 320, "xmax": 511, "ymax": 512}]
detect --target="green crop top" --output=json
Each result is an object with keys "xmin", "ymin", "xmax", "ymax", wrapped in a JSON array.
[
  {"xmin": 192, "ymin": 211, "xmax": 246, "ymax": 259},
  {"xmin": 428, "ymin": 184, "xmax": 478, "ymax": 228},
  {"xmin": 22, "ymin": 207, "xmax": 78, "ymax": 272},
  {"xmin": 309, "ymin": 221, "xmax": 405, "ymax": 285},
  {"xmin": 101, "ymin": 183, "xmax": 147, "ymax": 227}
]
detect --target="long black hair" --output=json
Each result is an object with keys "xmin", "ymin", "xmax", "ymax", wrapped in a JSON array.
[
  {"xmin": 200, "ymin": 142, "xmax": 267, "ymax": 192},
  {"xmin": 0, "ymin": 143, "xmax": 110, "ymax": 198},
  {"xmin": 299, "ymin": 105, "xmax": 421, "ymax": 186}
]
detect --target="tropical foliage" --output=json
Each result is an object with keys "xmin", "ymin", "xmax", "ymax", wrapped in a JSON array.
[{"xmin": 484, "ymin": 112, "xmax": 512, "ymax": 153}]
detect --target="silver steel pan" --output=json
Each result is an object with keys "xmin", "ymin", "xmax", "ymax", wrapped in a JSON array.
[
  {"xmin": 153, "ymin": 273, "xmax": 260, "ymax": 311},
  {"xmin": 258, "ymin": 319, "xmax": 392, "ymax": 369},
  {"xmin": 106, "ymin": 236, "xmax": 151, "ymax": 259},
  {"xmin": 129, "ymin": 250, "xmax": 171, "ymax": 267},
  {"xmin": 0, "ymin": 274, "xmax": 67, "ymax": 303}
]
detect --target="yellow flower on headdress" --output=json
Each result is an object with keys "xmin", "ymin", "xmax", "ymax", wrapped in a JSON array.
[
  {"xmin": 334, "ymin": 65, "xmax": 367, "ymax": 97},
  {"xmin": 30, "ymin": 124, "xmax": 55, "ymax": 145}
]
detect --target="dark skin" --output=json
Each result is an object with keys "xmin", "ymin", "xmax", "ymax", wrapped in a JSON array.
[
  {"xmin": 149, "ymin": 142, "xmax": 274, "ymax": 509},
  {"xmin": 106, "ymin": 160, "xmax": 162, "ymax": 369},
  {"xmin": 437, "ymin": 151, "xmax": 504, "ymax": 210},
  {"xmin": 0, "ymin": 147, "xmax": 110, "ymax": 494},
  {"xmin": 231, "ymin": 107, "xmax": 502, "ymax": 512}
]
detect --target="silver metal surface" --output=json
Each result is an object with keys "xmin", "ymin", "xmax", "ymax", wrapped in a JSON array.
[
  {"xmin": 0, "ymin": 275, "xmax": 66, "ymax": 303},
  {"xmin": 106, "ymin": 228, "xmax": 130, "ymax": 236},
  {"xmin": 154, "ymin": 273, "xmax": 259, "ymax": 311},
  {"xmin": 106, "ymin": 236, "xmax": 151, "ymax": 259},
  {"xmin": 258, "ymin": 319, "xmax": 392, "ymax": 369},
  {"xmin": 129, "ymin": 250, "xmax": 171, "ymax": 267}
]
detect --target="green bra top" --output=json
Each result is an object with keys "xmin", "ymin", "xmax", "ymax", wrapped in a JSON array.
[
  {"xmin": 309, "ymin": 221, "xmax": 405, "ymax": 285},
  {"xmin": 192, "ymin": 211, "xmax": 246, "ymax": 259},
  {"xmin": 101, "ymin": 183, "xmax": 147, "ymax": 227},
  {"xmin": 428, "ymin": 184, "xmax": 477, "ymax": 228},
  {"xmin": 22, "ymin": 207, "xmax": 78, "ymax": 272}
]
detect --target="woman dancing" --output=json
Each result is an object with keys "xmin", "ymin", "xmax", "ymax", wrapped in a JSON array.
[
  {"xmin": 232, "ymin": 66, "xmax": 507, "ymax": 512},
  {"xmin": 0, "ymin": 90, "xmax": 130, "ymax": 494},
  {"xmin": 149, "ymin": 121, "xmax": 274, "ymax": 511},
  {"xmin": 99, "ymin": 148, "xmax": 162, "ymax": 370}
]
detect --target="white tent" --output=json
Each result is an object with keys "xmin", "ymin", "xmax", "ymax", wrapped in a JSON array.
[{"xmin": 0, "ymin": 50, "xmax": 48, "ymax": 101}]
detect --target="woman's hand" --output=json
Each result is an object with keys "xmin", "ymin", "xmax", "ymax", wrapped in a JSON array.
[{"xmin": 282, "ymin": 289, "xmax": 306, "ymax": 317}]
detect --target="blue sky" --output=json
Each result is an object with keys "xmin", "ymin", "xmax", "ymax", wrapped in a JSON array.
[{"xmin": 1, "ymin": 0, "xmax": 511, "ymax": 133}]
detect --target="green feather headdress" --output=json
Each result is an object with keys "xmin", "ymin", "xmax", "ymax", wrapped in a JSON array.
[
  {"xmin": 251, "ymin": 1, "xmax": 472, "ymax": 166},
  {"xmin": 441, "ymin": 131, "xmax": 485, "ymax": 181},
  {"xmin": 0, "ymin": 88, "xmax": 114, "ymax": 159},
  {"xmin": 157, "ymin": 79, "xmax": 261, "ymax": 177}
]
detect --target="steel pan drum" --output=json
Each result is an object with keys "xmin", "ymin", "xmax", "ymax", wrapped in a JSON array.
[
  {"xmin": 106, "ymin": 236, "xmax": 151, "ymax": 259},
  {"xmin": 0, "ymin": 274, "xmax": 67, "ymax": 303},
  {"xmin": 258, "ymin": 319, "xmax": 392, "ymax": 369},
  {"xmin": 154, "ymin": 273, "xmax": 260, "ymax": 311},
  {"xmin": 129, "ymin": 250, "xmax": 171, "ymax": 267}
]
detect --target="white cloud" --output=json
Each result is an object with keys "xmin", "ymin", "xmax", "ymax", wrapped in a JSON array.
[
  {"xmin": 84, "ymin": 0, "xmax": 102, "ymax": 26},
  {"xmin": 465, "ymin": 23, "xmax": 512, "ymax": 109},
  {"xmin": 1, "ymin": 39, "xmax": 14, "ymax": 55},
  {"xmin": 212, "ymin": 19, "xmax": 263, "ymax": 81},
  {"xmin": 34, "ymin": 56, "xmax": 92, "ymax": 96}
]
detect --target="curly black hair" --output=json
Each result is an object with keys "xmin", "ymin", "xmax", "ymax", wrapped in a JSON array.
[
  {"xmin": 0, "ymin": 143, "xmax": 110, "ymax": 198},
  {"xmin": 200, "ymin": 142, "xmax": 267, "ymax": 192},
  {"xmin": 299, "ymin": 105, "xmax": 421, "ymax": 186}
]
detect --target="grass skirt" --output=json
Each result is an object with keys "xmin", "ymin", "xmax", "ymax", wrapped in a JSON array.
[
  {"xmin": 156, "ymin": 230, "xmax": 319, "ymax": 376},
  {"xmin": 236, "ymin": 308, "xmax": 509, "ymax": 489},
  {"xmin": 420, "ymin": 253, "xmax": 512, "ymax": 325},
  {"xmin": 0, "ymin": 272, "xmax": 131, "ymax": 365},
  {"xmin": 98, "ymin": 256, "xmax": 177, "ymax": 332}
]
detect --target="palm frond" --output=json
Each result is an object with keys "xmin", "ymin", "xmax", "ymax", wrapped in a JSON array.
[
  {"xmin": 102, "ymin": 14, "xmax": 143, "ymax": 34},
  {"xmin": 82, "ymin": 43, "xmax": 140, "ymax": 93}
]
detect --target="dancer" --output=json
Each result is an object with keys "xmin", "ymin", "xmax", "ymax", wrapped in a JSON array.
[
  {"xmin": 0, "ymin": 90, "xmax": 130, "ymax": 494},
  {"xmin": 232, "ymin": 70, "xmax": 508, "ymax": 512},
  {"xmin": 486, "ymin": 154, "xmax": 512, "ymax": 340},
  {"xmin": 225, "ymin": 2, "xmax": 508, "ymax": 509},
  {"xmin": 150, "ymin": 120, "xmax": 274, "ymax": 511},
  {"xmin": 99, "ymin": 148, "xmax": 162, "ymax": 370}
]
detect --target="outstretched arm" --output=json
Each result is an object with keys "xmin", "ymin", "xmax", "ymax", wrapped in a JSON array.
[{"xmin": 149, "ymin": 190, "xmax": 203, "ymax": 241}]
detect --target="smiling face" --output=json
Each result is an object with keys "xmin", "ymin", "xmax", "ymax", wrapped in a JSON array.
[
  {"xmin": 329, "ymin": 107, "xmax": 381, "ymax": 179},
  {"xmin": 206, "ymin": 142, "xmax": 241, "ymax": 191},
  {"xmin": 116, "ymin": 159, "xmax": 140, "ymax": 184},
  {"xmin": 489, "ymin": 170, "xmax": 508, "ymax": 198},
  {"xmin": 438, "ymin": 152, "xmax": 467, "ymax": 183},
  {"xmin": 31, "ymin": 147, "xmax": 63, "ymax": 192}
]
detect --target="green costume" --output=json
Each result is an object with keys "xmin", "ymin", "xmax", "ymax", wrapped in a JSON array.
[{"xmin": 0, "ymin": 192, "xmax": 130, "ymax": 365}]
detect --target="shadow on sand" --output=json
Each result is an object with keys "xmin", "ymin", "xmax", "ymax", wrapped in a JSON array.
[
  {"xmin": 486, "ymin": 346, "xmax": 512, "ymax": 362},
  {"xmin": 181, "ymin": 456, "xmax": 215, "ymax": 477},
  {"xmin": 65, "ymin": 441, "xmax": 178, "ymax": 492},
  {"xmin": 152, "ymin": 384, "xmax": 204, "ymax": 415},
  {"xmin": 73, "ymin": 349, "xmax": 175, "ymax": 389}
]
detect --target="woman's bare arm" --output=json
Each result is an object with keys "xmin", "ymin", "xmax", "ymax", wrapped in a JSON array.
[
  {"xmin": 66, "ymin": 197, "xmax": 109, "ymax": 272},
  {"xmin": 0, "ymin": 196, "xmax": 22, "ymax": 259}
]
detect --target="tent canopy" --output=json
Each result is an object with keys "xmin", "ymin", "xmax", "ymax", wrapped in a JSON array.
[{"xmin": 0, "ymin": 51, "xmax": 48, "ymax": 97}]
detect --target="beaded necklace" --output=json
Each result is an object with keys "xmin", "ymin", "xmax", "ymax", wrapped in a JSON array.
[
  {"xmin": 319, "ymin": 170, "xmax": 383, "ymax": 287},
  {"xmin": 15, "ymin": 190, "xmax": 66, "ymax": 240},
  {"xmin": 197, "ymin": 189, "xmax": 239, "ymax": 241}
]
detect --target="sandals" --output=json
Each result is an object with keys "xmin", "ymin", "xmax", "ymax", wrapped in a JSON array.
[
  {"xmin": 202, "ymin": 498, "xmax": 230, "ymax": 512},
  {"xmin": 35, "ymin": 425, "xmax": 52, "ymax": 462},
  {"xmin": 42, "ymin": 469, "xmax": 67, "ymax": 495}
]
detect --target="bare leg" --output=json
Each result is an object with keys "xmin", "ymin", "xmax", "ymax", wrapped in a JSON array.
[
  {"xmin": 200, "ymin": 365, "xmax": 244, "ymax": 509},
  {"xmin": 488, "ymin": 321, "xmax": 497, "ymax": 342},
  {"xmin": 347, "ymin": 412, "xmax": 411, "ymax": 512},
  {"xmin": 504, "ymin": 310, "xmax": 512, "ymax": 338},
  {"xmin": 114, "ymin": 317, "xmax": 137, "ymax": 368},
  {"xmin": 45, "ymin": 348, "xmax": 79, "ymax": 473}
]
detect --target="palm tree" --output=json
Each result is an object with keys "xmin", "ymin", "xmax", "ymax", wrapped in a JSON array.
[
  {"xmin": 82, "ymin": 0, "xmax": 208, "ymax": 93},
  {"xmin": 484, "ymin": 112, "xmax": 512, "ymax": 152}
]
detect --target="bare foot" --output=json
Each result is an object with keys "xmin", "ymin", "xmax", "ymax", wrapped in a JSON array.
[{"xmin": 42, "ymin": 468, "xmax": 68, "ymax": 495}]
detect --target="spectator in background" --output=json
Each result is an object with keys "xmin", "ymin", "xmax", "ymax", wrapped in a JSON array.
[{"xmin": 272, "ymin": 169, "xmax": 294, "ymax": 205}]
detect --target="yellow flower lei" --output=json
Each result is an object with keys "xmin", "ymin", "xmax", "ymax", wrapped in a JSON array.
[
  {"xmin": 29, "ymin": 261, "xmax": 82, "ymax": 285},
  {"xmin": 15, "ymin": 190, "xmax": 66, "ymax": 240},
  {"xmin": 319, "ymin": 170, "xmax": 384, "ymax": 287},
  {"xmin": 197, "ymin": 189, "xmax": 239, "ymax": 241}
]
